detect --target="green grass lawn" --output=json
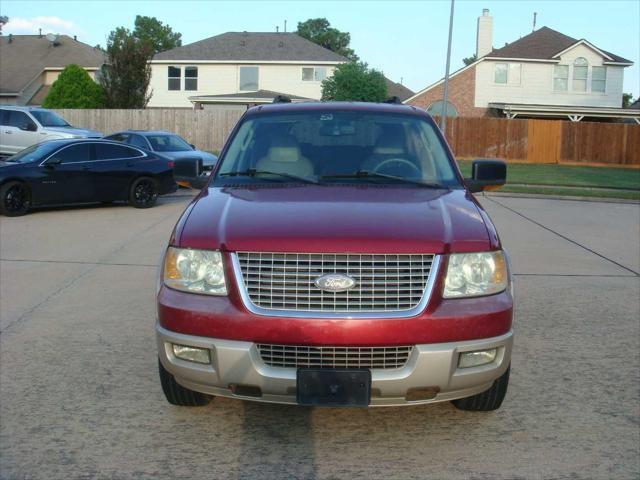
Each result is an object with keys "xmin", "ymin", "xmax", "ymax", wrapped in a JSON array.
[{"xmin": 456, "ymin": 161, "xmax": 640, "ymax": 200}]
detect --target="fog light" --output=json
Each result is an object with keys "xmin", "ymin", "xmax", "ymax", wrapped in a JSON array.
[
  {"xmin": 458, "ymin": 348, "xmax": 497, "ymax": 368},
  {"xmin": 172, "ymin": 344, "xmax": 211, "ymax": 364}
]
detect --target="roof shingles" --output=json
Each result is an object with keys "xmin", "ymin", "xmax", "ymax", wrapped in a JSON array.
[
  {"xmin": 0, "ymin": 35, "xmax": 105, "ymax": 95},
  {"xmin": 153, "ymin": 32, "xmax": 347, "ymax": 62},
  {"xmin": 486, "ymin": 26, "xmax": 632, "ymax": 64}
]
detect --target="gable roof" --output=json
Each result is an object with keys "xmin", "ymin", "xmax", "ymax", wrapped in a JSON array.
[
  {"xmin": 384, "ymin": 78, "xmax": 414, "ymax": 102},
  {"xmin": 153, "ymin": 32, "xmax": 348, "ymax": 63},
  {"xmin": 0, "ymin": 35, "xmax": 105, "ymax": 95},
  {"xmin": 486, "ymin": 26, "xmax": 632, "ymax": 64}
]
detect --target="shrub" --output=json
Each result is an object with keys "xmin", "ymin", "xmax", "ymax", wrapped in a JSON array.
[{"xmin": 43, "ymin": 64, "xmax": 105, "ymax": 108}]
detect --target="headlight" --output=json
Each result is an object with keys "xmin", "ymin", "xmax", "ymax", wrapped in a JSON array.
[
  {"xmin": 163, "ymin": 247, "xmax": 227, "ymax": 295},
  {"xmin": 443, "ymin": 251, "xmax": 507, "ymax": 298}
]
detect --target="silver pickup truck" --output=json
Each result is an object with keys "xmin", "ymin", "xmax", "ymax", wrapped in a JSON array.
[{"xmin": 0, "ymin": 106, "xmax": 101, "ymax": 156}]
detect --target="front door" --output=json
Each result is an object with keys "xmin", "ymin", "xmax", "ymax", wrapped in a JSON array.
[{"xmin": 36, "ymin": 143, "xmax": 95, "ymax": 205}]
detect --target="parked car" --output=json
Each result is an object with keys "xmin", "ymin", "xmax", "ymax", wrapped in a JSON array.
[
  {"xmin": 156, "ymin": 101, "xmax": 511, "ymax": 411},
  {"xmin": 0, "ymin": 139, "xmax": 176, "ymax": 216},
  {"xmin": 103, "ymin": 130, "xmax": 217, "ymax": 186},
  {"xmin": 0, "ymin": 107, "xmax": 102, "ymax": 156}
]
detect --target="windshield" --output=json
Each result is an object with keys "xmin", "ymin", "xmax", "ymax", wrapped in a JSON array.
[
  {"xmin": 214, "ymin": 111, "xmax": 460, "ymax": 187},
  {"xmin": 30, "ymin": 110, "xmax": 70, "ymax": 127},
  {"xmin": 146, "ymin": 134, "xmax": 193, "ymax": 152},
  {"xmin": 4, "ymin": 142, "xmax": 61, "ymax": 163}
]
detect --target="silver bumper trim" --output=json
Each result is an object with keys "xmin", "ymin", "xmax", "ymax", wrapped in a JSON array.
[{"xmin": 157, "ymin": 324, "xmax": 513, "ymax": 407}]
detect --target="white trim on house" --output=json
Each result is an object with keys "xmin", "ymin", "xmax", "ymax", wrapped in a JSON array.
[
  {"xmin": 485, "ymin": 57, "xmax": 559, "ymax": 63},
  {"xmin": 150, "ymin": 60, "xmax": 344, "ymax": 65},
  {"xmin": 491, "ymin": 102, "xmax": 640, "ymax": 122},
  {"xmin": 551, "ymin": 40, "xmax": 614, "ymax": 61}
]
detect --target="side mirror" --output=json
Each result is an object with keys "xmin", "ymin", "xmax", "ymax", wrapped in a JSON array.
[
  {"xmin": 20, "ymin": 123, "xmax": 38, "ymax": 132},
  {"xmin": 190, "ymin": 144, "xmax": 196, "ymax": 150},
  {"xmin": 465, "ymin": 159, "xmax": 507, "ymax": 193},
  {"xmin": 46, "ymin": 157, "xmax": 62, "ymax": 167}
]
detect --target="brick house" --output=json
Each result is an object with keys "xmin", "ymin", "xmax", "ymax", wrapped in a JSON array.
[{"xmin": 405, "ymin": 9, "xmax": 637, "ymax": 122}]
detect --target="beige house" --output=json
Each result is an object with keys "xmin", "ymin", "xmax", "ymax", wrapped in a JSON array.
[
  {"xmin": 147, "ymin": 32, "xmax": 346, "ymax": 109},
  {"xmin": 0, "ymin": 34, "xmax": 105, "ymax": 106},
  {"xmin": 148, "ymin": 32, "xmax": 415, "ymax": 109},
  {"xmin": 406, "ymin": 10, "xmax": 636, "ymax": 122}
]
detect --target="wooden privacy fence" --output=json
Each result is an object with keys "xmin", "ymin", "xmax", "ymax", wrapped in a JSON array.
[
  {"xmin": 53, "ymin": 109, "xmax": 244, "ymax": 153},
  {"xmin": 442, "ymin": 117, "xmax": 640, "ymax": 167},
  {"xmin": 55, "ymin": 109, "xmax": 640, "ymax": 167}
]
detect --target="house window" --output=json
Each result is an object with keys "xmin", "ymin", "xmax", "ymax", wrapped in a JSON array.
[
  {"xmin": 508, "ymin": 64, "xmax": 521, "ymax": 85},
  {"xmin": 185, "ymin": 67, "xmax": 198, "ymax": 91},
  {"xmin": 494, "ymin": 64, "xmax": 508, "ymax": 84},
  {"xmin": 553, "ymin": 65, "xmax": 569, "ymax": 92},
  {"xmin": 168, "ymin": 66, "xmax": 181, "ymax": 91},
  {"xmin": 592, "ymin": 66, "xmax": 606, "ymax": 93},
  {"xmin": 572, "ymin": 57, "xmax": 588, "ymax": 92},
  {"xmin": 302, "ymin": 67, "xmax": 327, "ymax": 82},
  {"xmin": 239, "ymin": 66, "xmax": 259, "ymax": 91}
]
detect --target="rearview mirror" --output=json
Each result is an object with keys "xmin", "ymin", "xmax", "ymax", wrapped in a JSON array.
[{"xmin": 465, "ymin": 159, "xmax": 507, "ymax": 193}]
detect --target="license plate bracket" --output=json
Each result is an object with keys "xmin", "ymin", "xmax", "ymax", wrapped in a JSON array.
[{"xmin": 297, "ymin": 369, "xmax": 371, "ymax": 407}]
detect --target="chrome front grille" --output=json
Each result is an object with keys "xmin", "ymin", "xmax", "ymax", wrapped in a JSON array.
[
  {"xmin": 257, "ymin": 344, "xmax": 413, "ymax": 369},
  {"xmin": 235, "ymin": 252, "xmax": 435, "ymax": 313}
]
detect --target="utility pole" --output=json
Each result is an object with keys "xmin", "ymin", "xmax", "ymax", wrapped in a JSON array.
[
  {"xmin": 440, "ymin": 0, "xmax": 455, "ymax": 134},
  {"xmin": 532, "ymin": 12, "xmax": 537, "ymax": 32}
]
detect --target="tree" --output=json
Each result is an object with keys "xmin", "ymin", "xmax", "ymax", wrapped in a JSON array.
[
  {"xmin": 42, "ymin": 64, "xmax": 105, "ymax": 108},
  {"xmin": 321, "ymin": 62, "xmax": 387, "ymax": 102},
  {"xmin": 100, "ymin": 27, "xmax": 153, "ymax": 108},
  {"xmin": 133, "ymin": 15, "xmax": 182, "ymax": 54},
  {"xmin": 622, "ymin": 93, "xmax": 635, "ymax": 108},
  {"xmin": 296, "ymin": 18, "xmax": 358, "ymax": 60},
  {"xmin": 463, "ymin": 53, "xmax": 477, "ymax": 66}
]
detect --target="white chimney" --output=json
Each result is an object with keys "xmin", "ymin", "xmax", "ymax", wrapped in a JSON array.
[{"xmin": 476, "ymin": 8, "xmax": 493, "ymax": 58}]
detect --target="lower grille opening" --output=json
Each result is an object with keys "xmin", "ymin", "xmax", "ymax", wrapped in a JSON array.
[{"xmin": 258, "ymin": 344, "xmax": 413, "ymax": 370}]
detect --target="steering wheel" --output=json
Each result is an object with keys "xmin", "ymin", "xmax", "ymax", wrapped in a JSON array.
[{"xmin": 372, "ymin": 158, "xmax": 421, "ymax": 177}]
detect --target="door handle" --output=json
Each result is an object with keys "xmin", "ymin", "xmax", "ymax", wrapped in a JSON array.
[
  {"xmin": 82, "ymin": 166, "xmax": 92, "ymax": 171},
  {"xmin": 4, "ymin": 131, "xmax": 12, "ymax": 134},
  {"xmin": 126, "ymin": 161, "xmax": 133, "ymax": 167}
]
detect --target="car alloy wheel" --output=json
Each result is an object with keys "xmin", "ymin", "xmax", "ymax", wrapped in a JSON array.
[
  {"xmin": 1, "ymin": 182, "xmax": 30, "ymax": 216},
  {"xmin": 129, "ymin": 177, "xmax": 159, "ymax": 208}
]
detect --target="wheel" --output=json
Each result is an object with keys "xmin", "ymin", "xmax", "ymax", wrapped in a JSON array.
[
  {"xmin": 451, "ymin": 366, "xmax": 510, "ymax": 411},
  {"xmin": 158, "ymin": 359, "xmax": 212, "ymax": 406},
  {"xmin": 0, "ymin": 181, "xmax": 30, "ymax": 217},
  {"xmin": 129, "ymin": 177, "xmax": 158, "ymax": 208}
]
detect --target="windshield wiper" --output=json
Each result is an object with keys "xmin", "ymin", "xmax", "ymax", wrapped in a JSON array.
[
  {"xmin": 219, "ymin": 169, "xmax": 320, "ymax": 185},
  {"xmin": 321, "ymin": 170, "xmax": 447, "ymax": 189}
]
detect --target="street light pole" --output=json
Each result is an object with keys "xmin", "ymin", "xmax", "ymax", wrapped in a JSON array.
[{"xmin": 440, "ymin": 0, "xmax": 455, "ymax": 134}]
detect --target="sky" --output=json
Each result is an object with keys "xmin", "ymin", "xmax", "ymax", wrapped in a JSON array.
[{"xmin": 2, "ymin": 0, "xmax": 639, "ymax": 98}]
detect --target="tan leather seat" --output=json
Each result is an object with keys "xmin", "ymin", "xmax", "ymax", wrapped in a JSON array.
[
  {"xmin": 255, "ymin": 136, "xmax": 314, "ymax": 177},
  {"xmin": 362, "ymin": 126, "xmax": 408, "ymax": 171}
]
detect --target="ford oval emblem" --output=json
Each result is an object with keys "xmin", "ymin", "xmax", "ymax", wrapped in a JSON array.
[{"xmin": 314, "ymin": 273, "xmax": 356, "ymax": 292}]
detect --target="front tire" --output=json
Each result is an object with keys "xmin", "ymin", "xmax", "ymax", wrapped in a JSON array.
[
  {"xmin": 451, "ymin": 365, "xmax": 510, "ymax": 411},
  {"xmin": 0, "ymin": 181, "xmax": 30, "ymax": 217},
  {"xmin": 129, "ymin": 177, "xmax": 158, "ymax": 208},
  {"xmin": 158, "ymin": 360, "xmax": 212, "ymax": 406}
]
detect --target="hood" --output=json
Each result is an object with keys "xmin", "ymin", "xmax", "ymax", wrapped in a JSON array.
[
  {"xmin": 46, "ymin": 126, "xmax": 103, "ymax": 137},
  {"xmin": 177, "ymin": 186, "xmax": 493, "ymax": 254},
  {"xmin": 158, "ymin": 150, "xmax": 217, "ymax": 167}
]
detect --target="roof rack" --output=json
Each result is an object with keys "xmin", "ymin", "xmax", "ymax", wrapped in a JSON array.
[
  {"xmin": 272, "ymin": 95, "xmax": 292, "ymax": 104},
  {"xmin": 384, "ymin": 96, "xmax": 403, "ymax": 104}
]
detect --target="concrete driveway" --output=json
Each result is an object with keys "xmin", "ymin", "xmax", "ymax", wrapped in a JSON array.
[{"xmin": 1, "ymin": 192, "xmax": 638, "ymax": 479}]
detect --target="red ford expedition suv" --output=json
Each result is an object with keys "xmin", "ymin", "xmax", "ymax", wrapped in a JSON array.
[{"xmin": 157, "ymin": 102, "xmax": 513, "ymax": 411}]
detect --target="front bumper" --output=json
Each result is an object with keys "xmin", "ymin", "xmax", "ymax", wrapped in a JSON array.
[{"xmin": 157, "ymin": 324, "xmax": 513, "ymax": 407}]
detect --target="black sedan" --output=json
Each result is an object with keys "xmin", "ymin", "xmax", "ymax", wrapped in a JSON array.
[{"xmin": 0, "ymin": 139, "xmax": 176, "ymax": 216}]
